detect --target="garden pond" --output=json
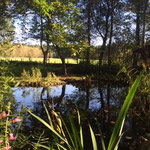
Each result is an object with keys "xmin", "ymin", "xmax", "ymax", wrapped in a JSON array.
[{"xmin": 12, "ymin": 82, "xmax": 150, "ymax": 150}]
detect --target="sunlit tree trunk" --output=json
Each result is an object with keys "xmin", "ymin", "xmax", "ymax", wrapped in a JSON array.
[
  {"xmin": 55, "ymin": 45, "xmax": 67, "ymax": 76},
  {"xmin": 40, "ymin": 14, "xmax": 50, "ymax": 65}
]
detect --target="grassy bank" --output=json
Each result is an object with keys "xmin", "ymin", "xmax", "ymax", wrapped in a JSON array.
[{"xmin": 0, "ymin": 60, "xmax": 125, "ymax": 87}]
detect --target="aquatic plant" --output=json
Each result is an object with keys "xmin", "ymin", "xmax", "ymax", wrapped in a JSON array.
[
  {"xmin": 45, "ymin": 72, "xmax": 59, "ymax": 82},
  {"xmin": 27, "ymin": 70, "xmax": 144, "ymax": 150},
  {"xmin": 21, "ymin": 67, "xmax": 42, "ymax": 82},
  {"xmin": 31, "ymin": 67, "xmax": 42, "ymax": 82}
]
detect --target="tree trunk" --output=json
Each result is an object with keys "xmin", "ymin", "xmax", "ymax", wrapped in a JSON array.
[
  {"xmin": 40, "ymin": 14, "xmax": 44, "ymax": 64},
  {"xmin": 133, "ymin": 51, "xmax": 138, "ymax": 67},
  {"xmin": 136, "ymin": 9, "xmax": 140, "ymax": 46},
  {"xmin": 40, "ymin": 14, "xmax": 51, "ymax": 66},
  {"xmin": 43, "ymin": 52, "xmax": 48, "ymax": 65},
  {"xmin": 99, "ymin": 1, "xmax": 110, "ymax": 67},
  {"xmin": 86, "ymin": 0, "xmax": 92, "ymax": 66},
  {"xmin": 108, "ymin": 0, "xmax": 114, "ymax": 66},
  {"xmin": 40, "ymin": 14, "xmax": 47, "ymax": 65},
  {"xmin": 99, "ymin": 49, "xmax": 104, "ymax": 67},
  {"xmin": 142, "ymin": 0, "xmax": 148, "ymax": 47},
  {"xmin": 133, "ymin": 7, "xmax": 140, "ymax": 67},
  {"xmin": 55, "ymin": 45, "xmax": 67, "ymax": 76},
  {"xmin": 99, "ymin": 37, "xmax": 107, "ymax": 66}
]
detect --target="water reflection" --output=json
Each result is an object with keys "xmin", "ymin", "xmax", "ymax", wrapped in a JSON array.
[
  {"xmin": 13, "ymin": 83, "xmax": 128, "ymax": 113},
  {"xmin": 14, "ymin": 83, "xmax": 144, "ymax": 149}
]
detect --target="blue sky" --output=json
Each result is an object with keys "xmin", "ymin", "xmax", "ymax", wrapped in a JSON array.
[{"xmin": 13, "ymin": 17, "xmax": 102, "ymax": 46}]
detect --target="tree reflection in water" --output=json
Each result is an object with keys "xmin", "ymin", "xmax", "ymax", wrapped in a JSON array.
[{"xmin": 13, "ymin": 83, "xmax": 150, "ymax": 149}]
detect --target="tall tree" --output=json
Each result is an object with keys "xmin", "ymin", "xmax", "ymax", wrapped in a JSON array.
[
  {"xmin": 107, "ymin": 0, "xmax": 114, "ymax": 65},
  {"xmin": 32, "ymin": 0, "xmax": 82, "ymax": 75},
  {"xmin": 83, "ymin": 0, "xmax": 93, "ymax": 66},
  {"xmin": 87, "ymin": 0, "xmax": 92, "ymax": 66},
  {"xmin": 142, "ymin": 0, "xmax": 149, "ymax": 47},
  {"xmin": 127, "ymin": 0, "xmax": 149, "ymax": 67},
  {"xmin": 92, "ymin": 0, "xmax": 111, "ymax": 66}
]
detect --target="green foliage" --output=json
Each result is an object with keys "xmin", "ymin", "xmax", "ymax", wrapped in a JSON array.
[
  {"xmin": 0, "ymin": 62, "xmax": 22, "ymax": 150},
  {"xmin": 107, "ymin": 69, "xmax": 144, "ymax": 150},
  {"xmin": 26, "ymin": 70, "xmax": 144, "ymax": 150},
  {"xmin": 21, "ymin": 67, "xmax": 42, "ymax": 82},
  {"xmin": 31, "ymin": 0, "xmax": 85, "ymax": 67},
  {"xmin": 89, "ymin": 124, "xmax": 98, "ymax": 150},
  {"xmin": 27, "ymin": 105, "xmax": 85, "ymax": 150},
  {"xmin": 21, "ymin": 67, "xmax": 60, "ymax": 85},
  {"xmin": 0, "ymin": 62, "xmax": 15, "ymax": 105},
  {"xmin": 21, "ymin": 69, "xmax": 31, "ymax": 80},
  {"xmin": 31, "ymin": 67, "xmax": 42, "ymax": 81},
  {"xmin": 141, "ymin": 71, "xmax": 150, "ymax": 94},
  {"xmin": 45, "ymin": 72, "xmax": 59, "ymax": 82},
  {"xmin": 0, "ymin": 17, "xmax": 14, "ymax": 56}
]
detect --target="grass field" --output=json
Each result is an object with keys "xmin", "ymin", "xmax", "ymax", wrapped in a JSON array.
[{"xmin": 0, "ymin": 57, "xmax": 99, "ymax": 65}]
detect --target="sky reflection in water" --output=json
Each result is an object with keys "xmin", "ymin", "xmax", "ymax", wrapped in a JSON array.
[{"xmin": 12, "ymin": 84, "xmax": 127, "ymax": 112}]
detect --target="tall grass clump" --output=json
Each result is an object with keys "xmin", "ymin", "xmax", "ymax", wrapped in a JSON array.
[
  {"xmin": 21, "ymin": 69, "xmax": 31, "ymax": 80},
  {"xmin": 31, "ymin": 67, "xmax": 42, "ymax": 82},
  {"xmin": 21, "ymin": 67, "xmax": 42, "ymax": 82},
  {"xmin": 27, "ymin": 70, "xmax": 144, "ymax": 150},
  {"xmin": 45, "ymin": 72, "xmax": 59, "ymax": 82}
]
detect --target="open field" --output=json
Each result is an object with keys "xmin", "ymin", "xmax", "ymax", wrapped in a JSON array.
[{"xmin": 0, "ymin": 57, "xmax": 99, "ymax": 65}]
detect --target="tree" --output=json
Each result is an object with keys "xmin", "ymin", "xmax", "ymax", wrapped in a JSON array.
[
  {"xmin": 107, "ymin": 0, "xmax": 114, "ymax": 65},
  {"xmin": 32, "ymin": 0, "xmax": 82, "ymax": 75},
  {"xmin": 80, "ymin": 0, "xmax": 93, "ymax": 66},
  {"xmin": 92, "ymin": 0, "xmax": 111, "ymax": 66},
  {"xmin": 126, "ymin": 0, "xmax": 150, "ymax": 67},
  {"xmin": 142, "ymin": 0, "xmax": 149, "ymax": 47},
  {"xmin": 0, "ymin": 0, "xmax": 14, "ymax": 55}
]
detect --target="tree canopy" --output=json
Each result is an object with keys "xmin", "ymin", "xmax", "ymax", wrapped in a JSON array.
[{"xmin": 1, "ymin": 0, "xmax": 150, "ymax": 73}]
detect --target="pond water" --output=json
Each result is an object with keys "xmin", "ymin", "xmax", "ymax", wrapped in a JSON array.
[
  {"xmin": 12, "ymin": 83, "xmax": 150, "ymax": 150},
  {"xmin": 13, "ymin": 84, "xmax": 127, "ymax": 112}
]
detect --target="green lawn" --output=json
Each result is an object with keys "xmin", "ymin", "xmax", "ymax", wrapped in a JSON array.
[{"xmin": 0, "ymin": 57, "xmax": 99, "ymax": 65}]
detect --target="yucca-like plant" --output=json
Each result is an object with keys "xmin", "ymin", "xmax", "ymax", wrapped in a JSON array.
[{"xmin": 27, "ymin": 70, "xmax": 144, "ymax": 150}]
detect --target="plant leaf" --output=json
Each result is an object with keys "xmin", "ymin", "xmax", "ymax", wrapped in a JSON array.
[
  {"xmin": 26, "ymin": 108, "xmax": 72, "ymax": 149},
  {"xmin": 95, "ymin": 119, "xmax": 106, "ymax": 150},
  {"xmin": 89, "ymin": 124, "xmax": 98, "ymax": 150},
  {"xmin": 77, "ymin": 109, "xmax": 84, "ymax": 149},
  {"xmin": 107, "ymin": 69, "xmax": 144, "ymax": 150}
]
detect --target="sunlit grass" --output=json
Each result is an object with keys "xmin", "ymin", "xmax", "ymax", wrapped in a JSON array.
[{"xmin": 0, "ymin": 57, "xmax": 99, "ymax": 65}]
